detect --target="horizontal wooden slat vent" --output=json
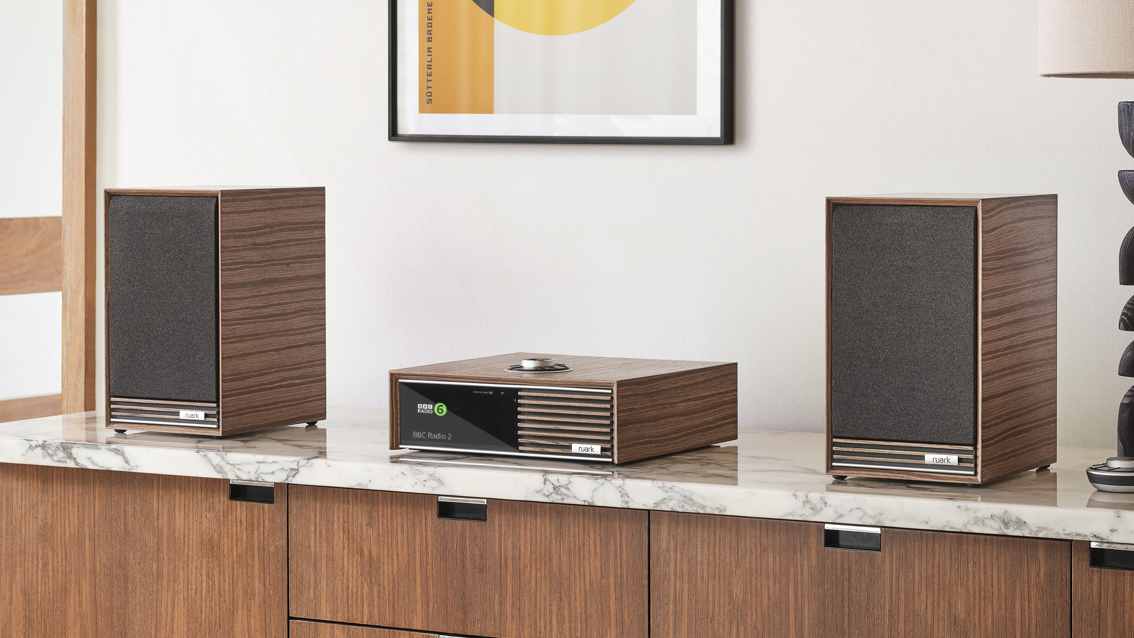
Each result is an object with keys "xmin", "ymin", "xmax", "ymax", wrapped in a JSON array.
[
  {"xmin": 517, "ymin": 389, "xmax": 612, "ymax": 458},
  {"xmin": 109, "ymin": 397, "xmax": 219, "ymax": 429},
  {"xmin": 831, "ymin": 438, "xmax": 976, "ymax": 475}
]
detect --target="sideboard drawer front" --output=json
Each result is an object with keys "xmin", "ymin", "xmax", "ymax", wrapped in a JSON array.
[
  {"xmin": 289, "ymin": 486, "xmax": 648, "ymax": 638},
  {"xmin": 291, "ymin": 620, "xmax": 435, "ymax": 638},
  {"xmin": 1073, "ymin": 540, "xmax": 1134, "ymax": 637}
]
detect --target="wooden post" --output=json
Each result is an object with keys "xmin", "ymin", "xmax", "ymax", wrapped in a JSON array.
[{"xmin": 62, "ymin": 0, "xmax": 97, "ymax": 414}]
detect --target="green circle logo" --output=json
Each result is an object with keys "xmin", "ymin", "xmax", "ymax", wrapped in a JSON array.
[{"xmin": 434, "ymin": 403, "xmax": 448, "ymax": 417}]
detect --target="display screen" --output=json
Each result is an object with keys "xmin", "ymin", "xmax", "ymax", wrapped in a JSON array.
[{"xmin": 399, "ymin": 381, "xmax": 520, "ymax": 453}]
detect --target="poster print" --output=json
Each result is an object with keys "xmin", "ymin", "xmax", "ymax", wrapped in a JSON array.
[{"xmin": 390, "ymin": 0, "xmax": 733, "ymax": 143}]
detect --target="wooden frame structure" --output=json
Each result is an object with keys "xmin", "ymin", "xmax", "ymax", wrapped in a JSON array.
[
  {"xmin": 62, "ymin": 0, "xmax": 97, "ymax": 414},
  {"xmin": 0, "ymin": 0, "xmax": 94, "ymax": 422}
]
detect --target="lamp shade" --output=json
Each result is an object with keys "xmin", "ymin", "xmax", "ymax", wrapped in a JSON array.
[{"xmin": 1039, "ymin": 0, "xmax": 1134, "ymax": 77}]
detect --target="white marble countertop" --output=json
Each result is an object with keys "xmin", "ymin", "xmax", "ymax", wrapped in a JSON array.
[{"xmin": 2, "ymin": 406, "xmax": 1131, "ymax": 543}]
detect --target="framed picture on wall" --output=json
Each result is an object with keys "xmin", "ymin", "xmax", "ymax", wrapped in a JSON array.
[{"xmin": 388, "ymin": 0, "xmax": 734, "ymax": 144}]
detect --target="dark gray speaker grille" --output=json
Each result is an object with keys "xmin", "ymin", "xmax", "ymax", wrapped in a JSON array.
[
  {"xmin": 108, "ymin": 195, "xmax": 218, "ymax": 403},
  {"xmin": 830, "ymin": 204, "xmax": 977, "ymax": 446}
]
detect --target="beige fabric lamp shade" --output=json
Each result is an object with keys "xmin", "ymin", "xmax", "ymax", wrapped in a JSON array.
[{"xmin": 1039, "ymin": 0, "xmax": 1134, "ymax": 77}]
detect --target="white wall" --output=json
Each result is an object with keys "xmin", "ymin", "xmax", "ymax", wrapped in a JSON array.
[
  {"xmin": 0, "ymin": 0, "xmax": 62, "ymax": 401},
  {"xmin": 96, "ymin": 0, "xmax": 1134, "ymax": 448}
]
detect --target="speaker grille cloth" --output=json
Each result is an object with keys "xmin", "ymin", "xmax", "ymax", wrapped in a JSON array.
[
  {"xmin": 108, "ymin": 195, "xmax": 218, "ymax": 403},
  {"xmin": 830, "ymin": 204, "xmax": 976, "ymax": 446}
]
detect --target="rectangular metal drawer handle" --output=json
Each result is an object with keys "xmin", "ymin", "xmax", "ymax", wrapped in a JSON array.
[
  {"xmin": 1091, "ymin": 542, "xmax": 1134, "ymax": 551},
  {"xmin": 824, "ymin": 523, "xmax": 882, "ymax": 552},
  {"xmin": 824, "ymin": 524, "xmax": 881, "ymax": 534},
  {"xmin": 228, "ymin": 480, "xmax": 274, "ymax": 504},
  {"xmin": 1090, "ymin": 542, "xmax": 1134, "ymax": 571},
  {"xmin": 438, "ymin": 496, "xmax": 488, "ymax": 522},
  {"xmin": 438, "ymin": 496, "xmax": 487, "ymax": 505}
]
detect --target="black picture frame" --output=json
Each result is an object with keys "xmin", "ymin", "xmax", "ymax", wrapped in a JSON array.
[{"xmin": 388, "ymin": 0, "xmax": 734, "ymax": 145}]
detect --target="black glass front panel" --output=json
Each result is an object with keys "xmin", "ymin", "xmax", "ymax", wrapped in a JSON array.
[{"xmin": 399, "ymin": 382, "xmax": 521, "ymax": 453}]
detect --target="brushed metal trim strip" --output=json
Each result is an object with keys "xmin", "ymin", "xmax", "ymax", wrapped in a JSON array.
[
  {"xmin": 1091, "ymin": 542, "xmax": 1134, "ymax": 552},
  {"xmin": 399, "ymin": 379, "xmax": 611, "ymax": 394},
  {"xmin": 109, "ymin": 417, "xmax": 219, "ymax": 429},
  {"xmin": 825, "ymin": 523, "xmax": 881, "ymax": 534},
  {"xmin": 110, "ymin": 397, "xmax": 218, "ymax": 408},
  {"xmin": 397, "ymin": 455, "xmax": 614, "ymax": 476},
  {"xmin": 831, "ymin": 461, "xmax": 975, "ymax": 475},
  {"xmin": 438, "ymin": 496, "xmax": 487, "ymax": 505},
  {"xmin": 400, "ymin": 444, "xmax": 615, "ymax": 463}
]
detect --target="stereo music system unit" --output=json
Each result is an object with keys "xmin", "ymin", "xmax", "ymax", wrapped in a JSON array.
[
  {"xmin": 826, "ymin": 194, "xmax": 1057, "ymax": 484},
  {"xmin": 390, "ymin": 353, "xmax": 738, "ymax": 463},
  {"xmin": 104, "ymin": 187, "xmax": 326, "ymax": 437}
]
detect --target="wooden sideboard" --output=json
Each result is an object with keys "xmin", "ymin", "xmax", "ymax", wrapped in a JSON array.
[{"xmin": 0, "ymin": 463, "xmax": 1131, "ymax": 638}]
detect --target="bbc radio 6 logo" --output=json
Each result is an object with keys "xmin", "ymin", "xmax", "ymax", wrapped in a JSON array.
[{"xmin": 417, "ymin": 402, "xmax": 448, "ymax": 416}]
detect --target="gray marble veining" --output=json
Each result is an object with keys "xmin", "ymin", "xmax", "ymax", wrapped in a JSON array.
[{"xmin": 0, "ymin": 407, "xmax": 1131, "ymax": 543}]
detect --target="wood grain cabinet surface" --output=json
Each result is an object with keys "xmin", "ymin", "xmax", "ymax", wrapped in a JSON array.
[
  {"xmin": 651, "ymin": 511, "xmax": 1071, "ymax": 638},
  {"xmin": 0, "ymin": 463, "xmax": 287, "ymax": 638},
  {"xmin": 289, "ymin": 485, "xmax": 649, "ymax": 638},
  {"xmin": 0, "ymin": 463, "xmax": 119, "ymax": 638},
  {"xmin": 113, "ymin": 472, "xmax": 288, "ymax": 638},
  {"xmin": 1072, "ymin": 541, "xmax": 1134, "ymax": 638}
]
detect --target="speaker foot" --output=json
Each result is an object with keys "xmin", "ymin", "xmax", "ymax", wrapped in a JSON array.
[
  {"xmin": 305, "ymin": 422, "xmax": 318, "ymax": 429},
  {"xmin": 831, "ymin": 475, "xmax": 848, "ymax": 481},
  {"xmin": 113, "ymin": 429, "xmax": 127, "ymax": 434},
  {"xmin": 965, "ymin": 483, "xmax": 982, "ymax": 488},
  {"xmin": 1036, "ymin": 465, "xmax": 1051, "ymax": 471}
]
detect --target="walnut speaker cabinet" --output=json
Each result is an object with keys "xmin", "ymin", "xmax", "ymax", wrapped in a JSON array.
[
  {"xmin": 105, "ymin": 187, "xmax": 326, "ymax": 436},
  {"xmin": 390, "ymin": 353, "xmax": 738, "ymax": 463},
  {"xmin": 826, "ymin": 195, "xmax": 1057, "ymax": 484}
]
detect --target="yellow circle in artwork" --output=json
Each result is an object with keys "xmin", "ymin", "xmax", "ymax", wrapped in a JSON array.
[{"xmin": 493, "ymin": 0, "xmax": 639, "ymax": 36}]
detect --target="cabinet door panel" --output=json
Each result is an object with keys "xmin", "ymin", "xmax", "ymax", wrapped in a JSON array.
[
  {"xmin": 818, "ymin": 529, "xmax": 886, "ymax": 637},
  {"xmin": 651, "ymin": 511, "xmax": 825, "ymax": 638},
  {"xmin": 289, "ymin": 486, "xmax": 648, "ymax": 638},
  {"xmin": 0, "ymin": 464, "xmax": 121, "ymax": 638},
  {"xmin": 1072, "ymin": 540, "xmax": 1134, "ymax": 638},
  {"xmin": 0, "ymin": 465, "xmax": 286, "ymax": 638},
  {"xmin": 121, "ymin": 474, "xmax": 288, "ymax": 638},
  {"xmin": 886, "ymin": 528, "xmax": 1069, "ymax": 638},
  {"xmin": 651, "ymin": 513, "xmax": 1071, "ymax": 638}
]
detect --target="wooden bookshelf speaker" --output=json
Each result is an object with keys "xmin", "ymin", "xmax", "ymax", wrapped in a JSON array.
[
  {"xmin": 105, "ymin": 187, "xmax": 326, "ymax": 436},
  {"xmin": 390, "ymin": 353, "xmax": 737, "ymax": 463},
  {"xmin": 826, "ymin": 195, "xmax": 1057, "ymax": 484}
]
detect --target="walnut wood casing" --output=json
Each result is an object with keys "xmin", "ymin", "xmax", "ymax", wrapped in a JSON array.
[
  {"xmin": 0, "ymin": 464, "xmax": 287, "ymax": 638},
  {"xmin": 103, "ymin": 187, "xmax": 326, "ymax": 437},
  {"xmin": 826, "ymin": 195, "xmax": 1057, "ymax": 484},
  {"xmin": 652, "ymin": 512, "xmax": 1070, "ymax": 638},
  {"xmin": 217, "ymin": 189, "xmax": 326, "ymax": 434},
  {"xmin": 290, "ymin": 621, "xmax": 436, "ymax": 638},
  {"xmin": 389, "ymin": 353, "xmax": 737, "ymax": 463},
  {"xmin": 289, "ymin": 485, "xmax": 649, "ymax": 638}
]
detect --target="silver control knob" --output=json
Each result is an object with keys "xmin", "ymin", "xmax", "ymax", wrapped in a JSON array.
[
  {"xmin": 521, "ymin": 357, "xmax": 554, "ymax": 370},
  {"xmin": 1106, "ymin": 457, "xmax": 1134, "ymax": 470}
]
